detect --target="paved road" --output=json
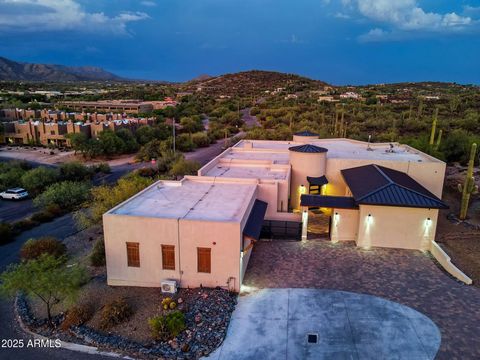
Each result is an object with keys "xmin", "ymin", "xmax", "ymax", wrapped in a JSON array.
[
  {"xmin": 0, "ymin": 157, "xmax": 146, "ymax": 223},
  {"xmin": 241, "ymin": 108, "xmax": 260, "ymax": 128}
]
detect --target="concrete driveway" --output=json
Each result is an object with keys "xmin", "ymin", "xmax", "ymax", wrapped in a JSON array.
[{"xmin": 207, "ymin": 289, "xmax": 440, "ymax": 360}]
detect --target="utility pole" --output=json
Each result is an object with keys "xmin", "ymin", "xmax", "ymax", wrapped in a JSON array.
[{"xmin": 172, "ymin": 117, "xmax": 176, "ymax": 154}]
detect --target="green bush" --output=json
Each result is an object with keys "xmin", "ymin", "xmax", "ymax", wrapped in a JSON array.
[
  {"xmin": 191, "ymin": 132, "xmax": 210, "ymax": 147},
  {"xmin": 44, "ymin": 203, "xmax": 64, "ymax": 217},
  {"xmin": 59, "ymin": 162, "xmax": 93, "ymax": 182},
  {"xmin": 169, "ymin": 158, "xmax": 200, "ymax": 177},
  {"xmin": 20, "ymin": 236, "xmax": 67, "ymax": 261},
  {"xmin": 175, "ymin": 133, "xmax": 196, "ymax": 152},
  {"xmin": 33, "ymin": 181, "xmax": 90, "ymax": 211},
  {"xmin": 12, "ymin": 219, "xmax": 40, "ymax": 232},
  {"xmin": 61, "ymin": 303, "xmax": 94, "ymax": 330},
  {"xmin": 100, "ymin": 298, "xmax": 133, "ymax": 329},
  {"xmin": 30, "ymin": 210, "xmax": 56, "ymax": 223},
  {"xmin": 90, "ymin": 239, "xmax": 106, "ymax": 267},
  {"xmin": 149, "ymin": 311, "xmax": 186, "ymax": 340},
  {"xmin": 21, "ymin": 167, "xmax": 59, "ymax": 196},
  {"xmin": 0, "ymin": 223, "xmax": 14, "ymax": 245}
]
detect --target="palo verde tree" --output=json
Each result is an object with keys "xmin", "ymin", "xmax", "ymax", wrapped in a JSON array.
[{"xmin": 0, "ymin": 254, "xmax": 87, "ymax": 327}]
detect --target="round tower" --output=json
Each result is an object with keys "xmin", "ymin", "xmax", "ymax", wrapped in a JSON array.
[
  {"xmin": 293, "ymin": 130, "xmax": 319, "ymax": 143},
  {"xmin": 288, "ymin": 144, "xmax": 328, "ymax": 211}
]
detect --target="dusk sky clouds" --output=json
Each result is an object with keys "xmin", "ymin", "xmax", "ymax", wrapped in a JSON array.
[{"xmin": 0, "ymin": 0, "xmax": 479, "ymax": 84}]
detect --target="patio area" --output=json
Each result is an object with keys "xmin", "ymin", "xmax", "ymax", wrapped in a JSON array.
[{"xmin": 243, "ymin": 240, "xmax": 480, "ymax": 359}]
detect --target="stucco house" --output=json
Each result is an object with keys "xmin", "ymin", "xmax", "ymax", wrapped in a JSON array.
[{"xmin": 103, "ymin": 131, "xmax": 447, "ymax": 291}]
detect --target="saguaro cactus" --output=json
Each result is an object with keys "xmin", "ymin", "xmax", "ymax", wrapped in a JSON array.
[
  {"xmin": 429, "ymin": 108, "xmax": 438, "ymax": 146},
  {"xmin": 435, "ymin": 129, "xmax": 442, "ymax": 150},
  {"xmin": 458, "ymin": 143, "xmax": 478, "ymax": 220}
]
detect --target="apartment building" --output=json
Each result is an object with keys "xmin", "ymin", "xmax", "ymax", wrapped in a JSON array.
[
  {"xmin": 2, "ymin": 118, "xmax": 154, "ymax": 146},
  {"xmin": 59, "ymin": 100, "xmax": 155, "ymax": 114},
  {"xmin": 103, "ymin": 131, "xmax": 447, "ymax": 291}
]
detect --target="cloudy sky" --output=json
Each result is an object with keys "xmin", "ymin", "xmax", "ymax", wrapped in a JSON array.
[{"xmin": 0, "ymin": 0, "xmax": 479, "ymax": 84}]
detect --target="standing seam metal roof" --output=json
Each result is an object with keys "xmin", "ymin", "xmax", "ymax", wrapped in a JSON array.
[
  {"xmin": 340, "ymin": 164, "xmax": 448, "ymax": 209},
  {"xmin": 288, "ymin": 144, "xmax": 328, "ymax": 153}
]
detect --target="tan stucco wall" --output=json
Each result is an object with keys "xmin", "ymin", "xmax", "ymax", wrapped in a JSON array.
[
  {"xmin": 103, "ymin": 214, "xmax": 180, "ymax": 287},
  {"xmin": 331, "ymin": 208, "xmax": 359, "ymax": 242},
  {"xmin": 292, "ymin": 134, "xmax": 319, "ymax": 143},
  {"xmin": 356, "ymin": 205, "xmax": 439, "ymax": 250},
  {"xmin": 104, "ymin": 214, "xmax": 244, "ymax": 291},
  {"xmin": 324, "ymin": 158, "xmax": 446, "ymax": 198},
  {"xmin": 178, "ymin": 219, "xmax": 242, "ymax": 291},
  {"xmin": 290, "ymin": 151, "xmax": 327, "ymax": 210}
]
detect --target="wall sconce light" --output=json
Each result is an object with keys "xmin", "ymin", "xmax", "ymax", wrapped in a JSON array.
[
  {"xmin": 366, "ymin": 214, "xmax": 372, "ymax": 224},
  {"xmin": 425, "ymin": 217, "xmax": 432, "ymax": 227}
]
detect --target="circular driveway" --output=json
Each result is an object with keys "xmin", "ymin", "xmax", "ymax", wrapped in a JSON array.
[{"xmin": 207, "ymin": 289, "xmax": 440, "ymax": 360}]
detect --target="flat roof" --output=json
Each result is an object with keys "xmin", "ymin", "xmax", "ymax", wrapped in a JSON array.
[
  {"xmin": 221, "ymin": 148, "xmax": 290, "ymax": 164},
  {"xmin": 204, "ymin": 162, "xmax": 288, "ymax": 180},
  {"xmin": 110, "ymin": 177, "xmax": 257, "ymax": 222},
  {"xmin": 233, "ymin": 139, "xmax": 440, "ymax": 163}
]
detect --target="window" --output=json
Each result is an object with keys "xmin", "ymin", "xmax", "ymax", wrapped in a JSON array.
[
  {"xmin": 126, "ymin": 242, "xmax": 140, "ymax": 267},
  {"xmin": 162, "ymin": 245, "xmax": 175, "ymax": 270},
  {"xmin": 197, "ymin": 247, "xmax": 211, "ymax": 273}
]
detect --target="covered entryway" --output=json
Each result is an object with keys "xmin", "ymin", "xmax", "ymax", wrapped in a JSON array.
[
  {"xmin": 306, "ymin": 209, "xmax": 331, "ymax": 239},
  {"xmin": 300, "ymin": 195, "xmax": 358, "ymax": 241}
]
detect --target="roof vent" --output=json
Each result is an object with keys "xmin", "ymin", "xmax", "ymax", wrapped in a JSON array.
[{"xmin": 307, "ymin": 333, "xmax": 318, "ymax": 344}]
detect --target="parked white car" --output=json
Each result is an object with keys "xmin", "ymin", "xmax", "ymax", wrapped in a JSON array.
[{"xmin": 0, "ymin": 188, "xmax": 29, "ymax": 200}]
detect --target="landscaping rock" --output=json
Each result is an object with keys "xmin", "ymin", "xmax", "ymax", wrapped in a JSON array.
[{"xmin": 16, "ymin": 288, "xmax": 237, "ymax": 360}]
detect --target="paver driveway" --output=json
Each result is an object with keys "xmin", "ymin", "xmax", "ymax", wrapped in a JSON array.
[
  {"xmin": 242, "ymin": 240, "xmax": 480, "ymax": 360},
  {"xmin": 208, "ymin": 289, "xmax": 441, "ymax": 360}
]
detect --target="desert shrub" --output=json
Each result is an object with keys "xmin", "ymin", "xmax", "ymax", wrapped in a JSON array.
[
  {"xmin": 59, "ymin": 162, "xmax": 93, "ymax": 181},
  {"xmin": 100, "ymin": 298, "xmax": 133, "ymax": 329},
  {"xmin": 75, "ymin": 175, "xmax": 152, "ymax": 227},
  {"xmin": 175, "ymin": 133, "xmax": 196, "ymax": 152},
  {"xmin": 93, "ymin": 163, "xmax": 111, "ymax": 174},
  {"xmin": 61, "ymin": 303, "xmax": 94, "ymax": 330},
  {"xmin": 33, "ymin": 181, "xmax": 90, "ymax": 211},
  {"xmin": 169, "ymin": 158, "xmax": 200, "ymax": 178},
  {"xmin": 90, "ymin": 239, "xmax": 106, "ymax": 267},
  {"xmin": 149, "ymin": 311, "xmax": 186, "ymax": 340},
  {"xmin": 21, "ymin": 167, "xmax": 59, "ymax": 196},
  {"xmin": 20, "ymin": 237, "xmax": 67, "ymax": 261},
  {"xmin": 191, "ymin": 132, "xmax": 210, "ymax": 147},
  {"xmin": 30, "ymin": 210, "xmax": 56, "ymax": 223},
  {"xmin": 137, "ymin": 167, "xmax": 159, "ymax": 178},
  {"xmin": 12, "ymin": 219, "xmax": 39, "ymax": 232},
  {"xmin": 45, "ymin": 203, "xmax": 64, "ymax": 217},
  {"xmin": 0, "ymin": 223, "xmax": 14, "ymax": 245}
]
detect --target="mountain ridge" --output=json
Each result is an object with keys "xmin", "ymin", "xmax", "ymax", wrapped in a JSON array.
[{"xmin": 0, "ymin": 56, "xmax": 123, "ymax": 82}]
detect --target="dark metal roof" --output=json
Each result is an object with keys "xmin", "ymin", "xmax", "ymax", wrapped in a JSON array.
[
  {"xmin": 243, "ymin": 199, "xmax": 268, "ymax": 240},
  {"xmin": 288, "ymin": 144, "xmax": 328, "ymax": 153},
  {"xmin": 294, "ymin": 130, "xmax": 319, "ymax": 137},
  {"xmin": 301, "ymin": 195, "xmax": 358, "ymax": 209},
  {"xmin": 341, "ymin": 164, "xmax": 448, "ymax": 209},
  {"xmin": 307, "ymin": 175, "xmax": 329, "ymax": 187}
]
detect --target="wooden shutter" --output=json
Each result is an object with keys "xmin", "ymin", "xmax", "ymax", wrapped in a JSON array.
[
  {"xmin": 126, "ymin": 242, "xmax": 140, "ymax": 267},
  {"xmin": 162, "ymin": 245, "xmax": 175, "ymax": 270},
  {"xmin": 197, "ymin": 247, "xmax": 211, "ymax": 273}
]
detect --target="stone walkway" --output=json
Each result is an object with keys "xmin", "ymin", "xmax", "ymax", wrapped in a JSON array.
[
  {"xmin": 208, "ymin": 289, "xmax": 441, "ymax": 360},
  {"xmin": 243, "ymin": 240, "xmax": 480, "ymax": 360}
]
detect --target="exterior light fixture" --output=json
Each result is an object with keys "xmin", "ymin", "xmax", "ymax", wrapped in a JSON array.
[{"xmin": 366, "ymin": 213, "xmax": 372, "ymax": 225}]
